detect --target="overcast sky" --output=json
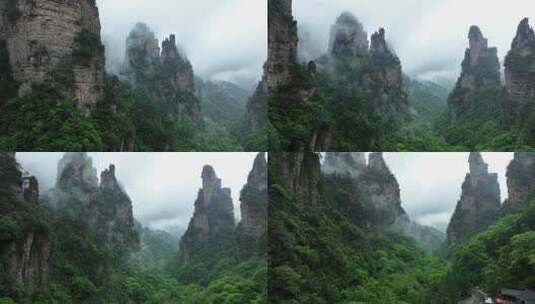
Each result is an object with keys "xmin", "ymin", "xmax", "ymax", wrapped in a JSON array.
[
  {"xmin": 97, "ymin": 0, "xmax": 266, "ymax": 89},
  {"xmin": 16, "ymin": 153, "xmax": 258, "ymax": 236},
  {"xmin": 294, "ymin": 0, "xmax": 535, "ymax": 85},
  {"xmin": 383, "ymin": 153, "xmax": 514, "ymax": 231}
]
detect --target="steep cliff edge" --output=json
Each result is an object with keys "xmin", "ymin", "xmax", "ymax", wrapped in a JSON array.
[
  {"xmin": 503, "ymin": 152, "xmax": 535, "ymax": 213},
  {"xmin": 0, "ymin": 0, "xmax": 105, "ymax": 114},
  {"xmin": 122, "ymin": 23, "xmax": 201, "ymax": 124},
  {"xmin": 448, "ymin": 26, "xmax": 502, "ymax": 121},
  {"xmin": 179, "ymin": 165, "xmax": 235, "ymax": 262},
  {"xmin": 321, "ymin": 152, "xmax": 445, "ymax": 250},
  {"xmin": 0, "ymin": 153, "xmax": 51, "ymax": 297},
  {"xmin": 447, "ymin": 153, "xmax": 501, "ymax": 245},
  {"xmin": 504, "ymin": 18, "xmax": 535, "ymax": 126},
  {"xmin": 237, "ymin": 153, "xmax": 267, "ymax": 250},
  {"xmin": 44, "ymin": 152, "xmax": 139, "ymax": 251}
]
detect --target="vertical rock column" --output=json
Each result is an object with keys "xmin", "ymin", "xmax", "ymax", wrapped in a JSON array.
[{"xmin": 447, "ymin": 153, "xmax": 501, "ymax": 245}]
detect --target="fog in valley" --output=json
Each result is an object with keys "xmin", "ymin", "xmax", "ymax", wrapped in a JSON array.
[{"xmin": 16, "ymin": 153, "xmax": 257, "ymax": 237}]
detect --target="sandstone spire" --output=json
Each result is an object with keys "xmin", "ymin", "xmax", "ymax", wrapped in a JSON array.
[
  {"xmin": 503, "ymin": 152, "xmax": 535, "ymax": 213},
  {"xmin": 504, "ymin": 18, "xmax": 535, "ymax": 124},
  {"xmin": 179, "ymin": 165, "xmax": 235, "ymax": 262},
  {"xmin": 237, "ymin": 153, "xmax": 268, "ymax": 248},
  {"xmin": 448, "ymin": 26, "xmax": 501, "ymax": 121},
  {"xmin": 447, "ymin": 153, "xmax": 501, "ymax": 245},
  {"xmin": 329, "ymin": 12, "xmax": 369, "ymax": 58},
  {"xmin": 266, "ymin": 0, "xmax": 299, "ymax": 92}
]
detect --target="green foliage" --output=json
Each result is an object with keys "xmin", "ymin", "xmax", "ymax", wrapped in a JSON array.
[
  {"xmin": 0, "ymin": 85, "xmax": 103, "ymax": 151},
  {"xmin": 72, "ymin": 29, "xmax": 104, "ymax": 65},
  {"xmin": 421, "ymin": 201, "xmax": 535, "ymax": 303},
  {"xmin": 268, "ymin": 167, "xmax": 447, "ymax": 303}
]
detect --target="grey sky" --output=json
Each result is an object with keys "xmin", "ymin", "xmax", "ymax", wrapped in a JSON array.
[
  {"xmin": 383, "ymin": 153, "xmax": 514, "ymax": 231},
  {"xmin": 97, "ymin": 0, "xmax": 266, "ymax": 89},
  {"xmin": 294, "ymin": 0, "xmax": 535, "ymax": 85},
  {"xmin": 16, "ymin": 153, "xmax": 258, "ymax": 235}
]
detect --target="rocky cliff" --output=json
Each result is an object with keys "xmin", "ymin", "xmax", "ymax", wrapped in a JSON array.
[
  {"xmin": 266, "ymin": 0, "xmax": 298, "ymax": 92},
  {"xmin": 44, "ymin": 152, "xmax": 139, "ymax": 251},
  {"xmin": 321, "ymin": 152, "xmax": 446, "ymax": 251},
  {"xmin": 122, "ymin": 22, "xmax": 201, "ymax": 123},
  {"xmin": 88, "ymin": 164, "xmax": 140, "ymax": 251},
  {"xmin": 447, "ymin": 153, "xmax": 501, "ymax": 245},
  {"xmin": 504, "ymin": 18, "xmax": 535, "ymax": 124},
  {"xmin": 0, "ymin": 0, "xmax": 105, "ymax": 115},
  {"xmin": 448, "ymin": 26, "xmax": 501, "ymax": 121},
  {"xmin": 503, "ymin": 152, "xmax": 535, "ymax": 213},
  {"xmin": 270, "ymin": 152, "xmax": 322, "ymax": 207},
  {"xmin": 237, "ymin": 153, "xmax": 267, "ymax": 249},
  {"xmin": 179, "ymin": 165, "xmax": 235, "ymax": 262},
  {"xmin": 0, "ymin": 153, "xmax": 51, "ymax": 296},
  {"xmin": 318, "ymin": 13, "xmax": 409, "ymax": 118}
]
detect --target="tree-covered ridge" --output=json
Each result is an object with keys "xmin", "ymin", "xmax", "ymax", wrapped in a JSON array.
[
  {"xmin": 0, "ymin": 154, "xmax": 267, "ymax": 303},
  {"xmin": 268, "ymin": 153, "xmax": 448, "ymax": 303},
  {"xmin": 420, "ymin": 199, "xmax": 535, "ymax": 303}
]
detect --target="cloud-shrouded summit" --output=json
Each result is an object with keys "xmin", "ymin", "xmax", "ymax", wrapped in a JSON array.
[
  {"xmin": 98, "ymin": 0, "xmax": 266, "ymax": 89},
  {"xmin": 16, "ymin": 153, "xmax": 257, "ymax": 235},
  {"xmin": 294, "ymin": 0, "xmax": 535, "ymax": 85}
]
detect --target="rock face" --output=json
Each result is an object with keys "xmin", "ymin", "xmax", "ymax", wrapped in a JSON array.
[
  {"xmin": 365, "ymin": 28, "xmax": 409, "ymax": 116},
  {"xmin": 179, "ymin": 165, "xmax": 235, "ymax": 262},
  {"xmin": 329, "ymin": 12, "xmax": 368, "ymax": 58},
  {"xmin": 88, "ymin": 164, "xmax": 139, "ymax": 251},
  {"xmin": 448, "ymin": 26, "xmax": 501, "ymax": 121},
  {"xmin": 357, "ymin": 153, "xmax": 406, "ymax": 225},
  {"xmin": 122, "ymin": 23, "xmax": 201, "ymax": 123},
  {"xmin": 447, "ymin": 153, "xmax": 501, "ymax": 245},
  {"xmin": 246, "ymin": 81, "xmax": 268, "ymax": 131},
  {"xmin": 271, "ymin": 152, "xmax": 322, "ymax": 207},
  {"xmin": 237, "ymin": 153, "xmax": 268, "ymax": 247},
  {"xmin": 0, "ymin": 0, "xmax": 105, "ymax": 114},
  {"xmin": 321, "ymin": 152, "xmax": 446, "ymax": 251},
  {"xmin": 266, "ymin": 0, "xmax": 298, "ymax": 92},
  {"xmin": 0, "ymin": 153, "xmax": 51, "ymax": 296},
  {"xmin": 45, "ymin": 153, "xmax": 139, "ymax": 251},
  {"xmin": 503, "ymin": 152, "xmax": 535, "ymax": 213},
  {"xmin": 504, "ymin": 18, "xmax": 535, "ymax": 124},
  {"xmin": 319, "ymin": 15, "xmax": 409, "ymax": 118}
]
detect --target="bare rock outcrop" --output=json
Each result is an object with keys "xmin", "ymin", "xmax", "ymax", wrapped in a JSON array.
[
  {"xmin": 503, "ymin": 152, "xmax": 535, "ymax": 213},
  {"xmin": 0, "ymin": 0, "xmax": 105, "ymax": 114},
  {"xmin": 237, "ymin": 153, "xmax": 268, "ymax": 249},
  {"xmin": 179, "ymin": 165, "xmax": 235, "ymax": 262},
  {"xmin": 88, "ymin": 164, "xmax": 140, "ymax": 251},
  {"xmin": 266, "ymin": 0, "xmax": 298, "ymax": 92},
  {"xmin": 0, "ymin": 153, "xmax": 51, "ymax": 296},
  {"xmin": 447, "ymin": 153, "xmax": 501, "ymax": 245},
  {"xmin": 504, "ymin": 18, "xmax": 535, "ymax": 124},
  {"xmin": 270, "ymin": 152, "xmax": 322, "ymax": 207},
  {"xmin": 448, "ymin": 26, "xmax": 501, "ymax": 121}
]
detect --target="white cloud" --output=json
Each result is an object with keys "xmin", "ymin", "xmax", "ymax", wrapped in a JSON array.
[
  {"xmin": 16, "ymin": 153, "xmax": 258, "ymax": 234},
  {"xmin": 294, "ymin": 0, "xmax": 535, "ymax": 83},
  {"xmin": 96, "ymin": 0, "xmax": 266, "ymax": 87}
]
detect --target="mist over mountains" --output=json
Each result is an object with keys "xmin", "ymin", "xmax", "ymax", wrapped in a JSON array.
[
  {"xmin": 98, "ymin": 0, "xmax": 267, "ymax": 89},
  {"xmin": 294, "ymin": 0, "xmax": 535, "ymax": 86}
]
